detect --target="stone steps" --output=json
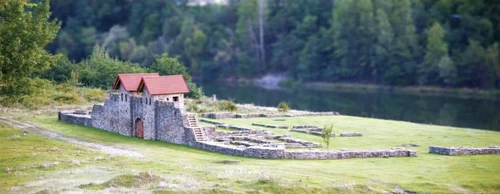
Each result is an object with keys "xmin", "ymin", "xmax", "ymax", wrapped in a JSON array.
[
  {"xmin": 187, "ymin": 113, "xmax": 205, "ymax": 141},
  {"xmin": 192, "ymin": 127, "xmax": 205, "ymax": 141}
]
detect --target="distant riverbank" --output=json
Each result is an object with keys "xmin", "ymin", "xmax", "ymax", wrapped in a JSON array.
[
  {"xmin": 299, "ymin": 82, "xmax": 500, "ymax": 100},
  {"xmin": 204, "ymin": 75, "xmax": 500, "ymax": 100}
]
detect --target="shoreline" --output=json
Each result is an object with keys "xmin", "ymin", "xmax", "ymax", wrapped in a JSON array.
[
  {"xmin": 196, "ymin": 77, "xmax": 500, "ymax": 100},
  {"xmin": 302, "ymin": 82, "xmax": 500, "ymax": 99}
]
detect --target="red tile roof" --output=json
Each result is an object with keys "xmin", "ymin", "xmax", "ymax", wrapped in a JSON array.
[
  {"xmin": 112, "ymin": 73, "xmax": 160, "ymax": 91},
  {"xmin": 138, "ymin": 75, "xmax": 190, "ymax": 95}
]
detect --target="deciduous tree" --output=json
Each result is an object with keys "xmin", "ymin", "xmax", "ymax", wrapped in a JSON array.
[{"xmin": 0, "ymin": 0, "xmax": 60, "ymax": 96}]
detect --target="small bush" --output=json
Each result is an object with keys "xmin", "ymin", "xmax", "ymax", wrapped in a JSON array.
[
  {"xmin": 218, "ymin": 100, "xmax": 237, "ymax": 112},
  {"xmin": 186, "ymin": 101, "xmax": 200, "ymax": 113},
  {"xmin": 277, "ymin": 102, "xmax": 290, "ymax": 112}
]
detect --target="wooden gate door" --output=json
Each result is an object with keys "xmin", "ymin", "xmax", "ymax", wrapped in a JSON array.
[{"xmin": 135, "ymin": 119, "xmax": 144, "ymax": 138}]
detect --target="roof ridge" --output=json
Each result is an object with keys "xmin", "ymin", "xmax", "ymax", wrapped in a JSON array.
[{"xmin": 137, "ymin": 74, "xmax": 189, "ymax": 95}]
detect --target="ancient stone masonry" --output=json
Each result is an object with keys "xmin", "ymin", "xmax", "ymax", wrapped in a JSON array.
[
  {"xmin": 284, "ymin": 148, "xmax": 417, "ymax": 160},
  {"xmin": 60, "ymin": 104, "xmax": 417, "ymax": 159},
  {"xmin": 290, "ymin": 125, "xmax": 363, "ymax": 137},
  {"xmin": 196, "ymin": 118, "xmax": 416, "ymax": 159},
  {"xmin": 340, "ymin": 132, "xmax": 363, "ymax": 137},
  {"xmin": 252, "ymin": 123, "xmax": 288, "ymax": 129},
  {"xmin": 429, "ymin": 146, "xmax": 500, "ymax": 155},
  {"xmin": 58, "ymin": 73, "xmax": 416, "ymax": 160},
  {"xmin": 214, "ymin": 131, "xmax": 321, "ymax": 149},
  {"xmin": 58, "ymin": 110, "xmax": 92, "ymax": 127},
  {"xmin": 290, "ymin": 125, "xmax": 329, "ymax": 136},
  {"xmin": 201, "ymin": 111, "xmax": 339, "ymax": 119},
  {"xmin": 61, "ymin": 94, "xmax": 189, "ymax": 142}
]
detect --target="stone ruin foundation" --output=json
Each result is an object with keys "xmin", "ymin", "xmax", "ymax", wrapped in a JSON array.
[
  {"xmin": 201, "ymin": 111, "xmax": 340, "ymax": 119},
  {"xmin": 429, "ymin": 146, "xmax": 500, "ymax": 155},
  {"xmin": 290, "ymin": 125, "xmax": 363, "ymax": 137},
  {"xmin": 59, "ymin": 98, "xmax": 416, "ymax": 160},
  {"xmin": 198, "ymin": 118, "xmax": 416, "ymax": 159}
]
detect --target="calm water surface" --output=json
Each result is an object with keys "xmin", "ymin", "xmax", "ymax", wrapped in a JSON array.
[{"xmin": 198, "ymin": 82, "xmax": 500, "ymax": 131}]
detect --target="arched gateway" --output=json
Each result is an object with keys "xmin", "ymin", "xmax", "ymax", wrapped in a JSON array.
[{"xmin": 135, "ymin": 118, "xmax": 144, "ymax": 138}]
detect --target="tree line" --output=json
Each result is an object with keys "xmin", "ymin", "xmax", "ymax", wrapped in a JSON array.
[{"xmin": 45, "ymin": 0, "xmax": 500, "ymax": 89}]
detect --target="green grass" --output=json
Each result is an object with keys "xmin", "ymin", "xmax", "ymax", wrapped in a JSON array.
[
  {"xmin": 0, "ymin": 122, "xmax": 113, "ymax": 193},
  {"xmin": 1, "ymin": 114, "xmax": 499, "ymax": 193}
]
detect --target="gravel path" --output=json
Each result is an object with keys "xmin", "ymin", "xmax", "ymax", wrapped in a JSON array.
[{"xmin": 0, "ymin": 116, "xmax": 144, "ymax": 158}]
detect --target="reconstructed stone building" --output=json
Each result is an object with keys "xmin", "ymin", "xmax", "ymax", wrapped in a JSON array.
[{"xmin": 60, "ymin": 73, "xmax": 200, "ymax": 145}]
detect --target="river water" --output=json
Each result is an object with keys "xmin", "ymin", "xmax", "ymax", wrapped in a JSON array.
[{"xmin": 198, "ymin": 82, "xmax": 500, "ymax": 131}]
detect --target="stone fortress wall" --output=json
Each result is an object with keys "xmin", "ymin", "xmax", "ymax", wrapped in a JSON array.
[{"xmin": 59, "ymin": 94, "xmax": 417, "ymax": 160}]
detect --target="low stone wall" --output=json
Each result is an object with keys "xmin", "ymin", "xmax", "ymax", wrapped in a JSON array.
[
  {"xmin": 252, "ymin": 123, "xmax": 288, "ymax": 129},
  {"xmin": 291, "ymin": 128, "xmax": 334, "ymax": 136},
  {"xmin": 235, "ymin": 113, "xmax": 260, "ymax": 118},
  {"xmin": 201, "ymin": 112, "xmax": 236, "ymax": 119},
  {"xmin": 191, "ymin": 141, "xmax": 285, "ymax": 159},
  {"xmin": 285, "ymin": 148, "xmax": 417, "ymax": 160},
  {"xmin": 201, "ymin": 111, "xmax": 339, "ymax": 119},
  {"xmin": 58, "ymin": 110, "xmax": 92, "ymax": 127},
  {"xmin": 200, "ymin": 118, "xmax": 268, "ymax": 132},
  {"xmin": 292, "ymin": 125, "xmax": 318, "ymax": 129},
  {"xmin": 192, "ymin": 141, "xmax": 416, "ymax": 160},
  {"xmin": 340, "ymin": 132, "xmax": 363, "ymax": 137},
  {"xmin": 429, "ymin": 146, "xmax": 500, "ymax": 155}
]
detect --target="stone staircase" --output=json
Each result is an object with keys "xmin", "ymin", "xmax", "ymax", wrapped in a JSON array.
[
  {"xmin": 187, "ymin": 113, "xmax": 199, "ymax": 128},
  {"xmin": 186, "ymin": 113, "xmax": 205, "ymax": 141},
  {"xmin": 192, "ymin": 127, "xmax": 205, "ymax": 141}
]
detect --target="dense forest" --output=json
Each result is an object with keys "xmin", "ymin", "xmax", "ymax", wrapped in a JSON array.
[{"xmin": 43, "ymin": 0, "xmax": 500, "ymax": 89}]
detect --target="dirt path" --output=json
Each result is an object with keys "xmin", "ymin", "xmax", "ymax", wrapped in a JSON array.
[{"xmin": 0, "ymin": 116, "xmax": 144, "ymax": 158}]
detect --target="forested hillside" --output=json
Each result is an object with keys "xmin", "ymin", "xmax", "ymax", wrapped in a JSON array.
[{"xmin": 45, "ymin": 0, "xmax": 500, "ymax": 89}]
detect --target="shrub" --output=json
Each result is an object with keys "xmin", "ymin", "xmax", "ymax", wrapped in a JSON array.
[
  {"xmin": 79, "ymin": 87, "xmax": 106, "ymax": 102},
  {"xmin": 277, "ymin": 102, "xmax": 290, "ymax": 112},
  {"xmin": 186, "ymin": 101, "xmax": 200, "ymax": 113},
  {"xmin": 53, "ymin": 92, "xmax": 83, "ymax": 104},
  {"xmin": 218, "ymin": 100, "xmax": 237, "ymax": 112}
]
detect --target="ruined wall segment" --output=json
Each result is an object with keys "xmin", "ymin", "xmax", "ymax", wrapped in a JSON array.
[
  {"xmin": 155, "ymin": 101, "xmax": 187, "ymax": 144},
  {"xmin": 58, "ymin": 110, "xmax": 92, "ymax": 127},
  {"xmin": 90, "ymin": 94, "xmax": 122, "ymax": 134},
  {"xmin": 429, "ymin": 146, "xmax": 500, "ymax": 155}
]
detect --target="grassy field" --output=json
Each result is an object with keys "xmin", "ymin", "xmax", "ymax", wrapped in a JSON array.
[{"xmin": 0, "ymin": 113, "xmax": 499, "ymax": 193}]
